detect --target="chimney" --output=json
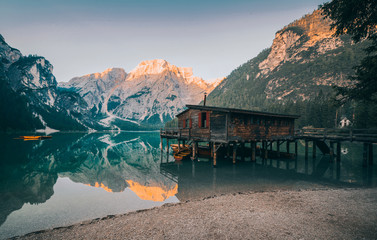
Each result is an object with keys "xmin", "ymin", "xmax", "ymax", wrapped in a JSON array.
[{"xmin": 203, "ymin": 92, "xmax": 207, "ymax": 106}]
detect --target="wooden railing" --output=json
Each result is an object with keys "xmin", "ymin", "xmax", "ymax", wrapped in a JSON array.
[{"xmin": 295, "ymin": 128, "xmax": 377, "ymax": 142}]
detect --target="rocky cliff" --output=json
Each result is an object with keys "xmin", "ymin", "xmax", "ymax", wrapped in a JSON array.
[
  {"xmin": 59, "ymin": 59, "xmax": 223, "ymax": 126},
  {"xmin": 207, "ymin": 10, "xmax": 366, "ymax": 109},
  {"xmin": 0, "ymin": 34, "xmax": 87, "ymax": 131}
]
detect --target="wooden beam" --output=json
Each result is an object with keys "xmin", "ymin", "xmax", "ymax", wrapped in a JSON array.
[
  {"xmin": 330, "ymin": 141, "xmax": 334, "ymax": 162},
  {"xmin": 227, "ymin": 143, "xmax": 230, "ymax": 159},
  {"xmin": 363, "ymin": 143, "xmax": 368, "ymax": 167},
  {"xmin": 286, "ymin": 141, "xmax": 290, "ymax": 154},
  {"xmin": 368, "ymin": 143, "xmax": 373, "ymax": 166},
  {"xmin": 264, "ymin": 141, "xmax": 268, "ymax": 159},
  {"xmin": 233, "ymin": 144, "xmax": 237, "ymax": 164},
  {"xmin": 241, "ymin": 142, "xmax": 245, "ymax": 161},
  {"xmin": 213, "ymin": 143, "xmax": 217, "ymax": 167},
  {"xmin": 251, "ymin": 141, "xmax": 256, "ymax": 162},
  {"xmin": 277, "ymin": 140, "xmax": 280, "ymax": 158},
  {"xmin": 336, "ymin": 141, "xmax": 341, "ymax": 162}
]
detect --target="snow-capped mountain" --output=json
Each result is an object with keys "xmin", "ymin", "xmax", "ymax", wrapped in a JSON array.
[{"xmin": 59, "ymin": 59, "xmax": 223, "ymax": 126}]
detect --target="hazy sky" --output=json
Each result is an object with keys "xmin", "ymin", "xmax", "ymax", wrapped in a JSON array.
[{"xmin": 0, "ymin": 0, "xmax": 325, "ymax": 82}]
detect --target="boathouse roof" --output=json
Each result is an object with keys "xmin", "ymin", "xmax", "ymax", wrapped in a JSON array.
[{"xmin": 176, "ymin": 105, "xmax": 300, "ymax": 119}]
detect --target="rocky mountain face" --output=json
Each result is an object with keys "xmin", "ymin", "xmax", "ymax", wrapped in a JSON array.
[
  {"xmin": 207, "ymin": 10, "xmax": 367, "ymax": 109},
  {"xmin": 59, "ymin": 59, "xmax": 222, "ymax": 126},
  {"xmin": 0, "ymin": 35, "xmax": 87, "ymax": 131}
]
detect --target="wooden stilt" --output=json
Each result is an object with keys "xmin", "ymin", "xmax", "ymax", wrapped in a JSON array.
[
  {"xmin": 160, "ymin": 137, "xmax": 163, "ymax": 151},
  {"xmin": 213, "ymin": 143, "xmax": 217, "ymax": 168},
  {"xmin": 330, "ymin": 142, "xmax": 334, "ymax": 162},
  {"xmin": 227, "ymin": 143, "xmax": 230, "ymax": 159},
  {"xmin": 178, "ymin": 140, "xmax": 181, "ymax": 152},
  {"xmin": 305, "ymin": 140, "xmax": 308, "ymax": 160},
  {"xmin": 312, "ymin": 140, "xmax": 316, "ymax": 158},
  {"xmin": 211, "ymin": 142, "xmax": 214, "ymax": 158},
  {"xmin": 295, "ymin": 141, "xmax": 298, "ymax": 158},
  {"xmin": 277, "ymin": 140, "xmax": 280, "ymax": 158},
  {"xmin": 166, "ymin": 139, "xmax": 169, "ymax": 154},
  {"xmin": 270, "ymin": 141, "xmax": 273, "ymax": 151},
  {"xmin": 241, "ymin": 142, "xmax": 245, "ymax": 161},
  {"xmin": 251, "ymin": 141, "xmax": 256, "ymax": 162},
  {"xmin": 195, "ymin": 142, "xmax": 198, "ymax": 158},
  {"xmin": 368, "ymin": 143, "xmax": 373, "ymax": 166},
  {"xmin": 233, "ymin": 144, "xmax": 237, "ymax": 164},
  {"xmin": 286, "ymin": 141, "xmax": 290, "ymax": 154},
  {"xmin": 264, "ymin": 141, "xmax": 268, "ymax": 159},
  {"xmin": 336, "ymin": 141, "xmax": 341, "ymax": 162},
  {"xmin": 363, "ymin": 143, "xmax": 368, "ymax": 167}
]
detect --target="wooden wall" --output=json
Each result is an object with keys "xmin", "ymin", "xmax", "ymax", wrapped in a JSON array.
[
  {"xmin": 228, "ymin": 113, "xmax": 294, "ymax": 141},
  {"xmin": 178, "ymin": 109, "xmax": 295, "ymax": 142}
]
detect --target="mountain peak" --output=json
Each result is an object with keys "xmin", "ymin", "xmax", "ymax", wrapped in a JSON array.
[
  {"xmin": 128, "ymin": 59, "xmax": 175, "ymax": 78},
  {"xmin": 279, "ymin": 10, "xmax": 334, "ymax": 46}
]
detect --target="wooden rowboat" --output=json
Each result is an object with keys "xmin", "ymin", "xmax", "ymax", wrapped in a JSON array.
[{"xmin": 16, "ymin": 136, "xmax": 53, "ymax": 141}]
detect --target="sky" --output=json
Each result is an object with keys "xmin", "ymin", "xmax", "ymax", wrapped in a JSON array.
[{"xmin": 0, "ymin": 0, "xmax": 326, "ymax": 82}]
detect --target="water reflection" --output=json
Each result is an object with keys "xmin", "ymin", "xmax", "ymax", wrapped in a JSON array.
[
  {"xmin": 160, "ymin": 142, "xmax": 376, "ymax": 201},
  {"xmin": 0, "ymin": 132, "xmax": 375, "ymax": 238},
  {"xmin": 0, "ymin": 132, "xmax": 176, "ymax": 232}
]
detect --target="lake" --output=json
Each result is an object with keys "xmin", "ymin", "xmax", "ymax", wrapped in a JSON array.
[{"xmin": 0, "ymin": 131, "xmax": 376, "ymax": 239}]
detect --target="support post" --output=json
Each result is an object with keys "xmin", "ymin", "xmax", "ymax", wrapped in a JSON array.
[
  {"xmin": 210, "ymin": 142, "xmax": 214, "ymax": 158},
  {"xmin": 277, "ymin": 140, "xmax": 280, "ymax": 158},
  {"xmin": 330, "ymin": 142, "xmax": 334, "ymax": 162},
  {"xmin": 213, "ymin": 143, "xmax": 217, "ymax": 167},
  {"xmin": 363, "ymin": 143, "xmax": 368, "ymax": 167},
  {"xmin": 312, "ymin": 140, "xmax": 316, "ymax": 158},
  {"xmin": 264, "ymin": 141, "xmax": 268, "ymax": 159},
  {"xmin": 166, "ymin": 139, "xmax": 169, "ymax": 154},
  {"xmin": 295, "ymin": 141, "xmax": 298, "ymax": 158},
  {"xmin": 368, "ymin": 143, "xmax": 373, "ymax": 166},
  {"xmin": 336, "ymin": 141, "xmax": 341, "ymax": 162},
  {"xmin": 251, "ymin": 141, "xmax": 256, "ymax": 162},
  {"xmin": 233, "ymin": 144, "xmax": 237, "ymax": 164},
  {"xmin": 241, "ymin": 142, "xmax": 245, "ymax": 161},
  {"xmin": 270, "ymin": 141, "xmax": 273, "ymax": 151},
  {"xmin": 178, "ymin": 140, "xmax": 181, "ymax": 152},
  {"xmin": 305, "ymin": 140, "xmax": 308, "ymax": 160},
  {"xmin": 227, "ymin": 143, "xmax": 230, "ymax": 159},
  {"xmin": 286, "ymin": 141, "xmax": 290, "ymax": 154}
]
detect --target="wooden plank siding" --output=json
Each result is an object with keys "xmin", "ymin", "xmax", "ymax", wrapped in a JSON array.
[
  {"xmin": 228, "ymin": 114, "xmax": 294, "ymax": 141},
  {"xmin": 176, "ymin": 107, "xmax": 296, "ymax": 143}
]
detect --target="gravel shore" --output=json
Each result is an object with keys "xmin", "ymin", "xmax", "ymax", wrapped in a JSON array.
[{"xmin": 14, "ymin": 188, "xmax": 377, "ymax": 240}]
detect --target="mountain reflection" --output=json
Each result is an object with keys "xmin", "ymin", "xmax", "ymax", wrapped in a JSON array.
[{"xmin": 0, "ymin": 132, "xmax": 176, "ymax": 227}]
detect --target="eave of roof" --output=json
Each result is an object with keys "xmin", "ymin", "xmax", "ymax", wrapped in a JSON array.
[{"xmin": 176, "ymin": 105, "xmax": 300, "ymax": 119}]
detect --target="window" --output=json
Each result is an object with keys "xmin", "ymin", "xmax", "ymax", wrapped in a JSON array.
[
  {"xmin": 185, "ymin": 119, "xmax": 189, "ymax": 129},
  {"xmin": 201, "ymin": 112, "xmax": 207, "ymax": 128},
  {"xmin": 198, "ymin": 111, "xmax": 209, "ymax": 128}
]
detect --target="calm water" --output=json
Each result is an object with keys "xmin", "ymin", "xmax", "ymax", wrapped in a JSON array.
[{"xmin": 0, "ymin": 132, "xmax": 376, "ymax": 239}]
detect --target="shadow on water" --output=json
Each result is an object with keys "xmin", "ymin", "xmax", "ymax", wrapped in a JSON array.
[{"xmin": 161, "ymin": 141, "xmax": 377, "ymax": 201}]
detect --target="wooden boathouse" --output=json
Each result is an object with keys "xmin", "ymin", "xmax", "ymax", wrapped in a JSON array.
[{"xmin": 161, "ymin": 105, "xmax": 300, "ymax": 167}]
